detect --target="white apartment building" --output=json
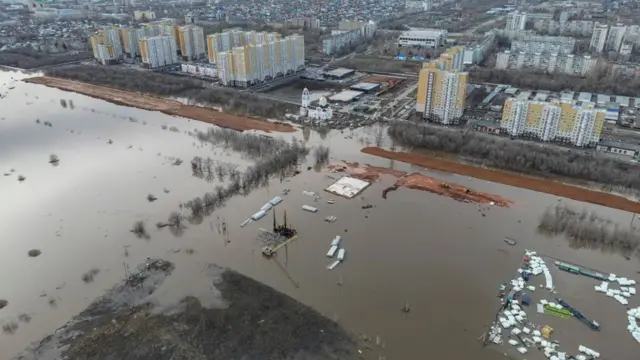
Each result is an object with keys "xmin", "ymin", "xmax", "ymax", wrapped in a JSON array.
[
  {"xmin": 496, "ymin": 51, "xmax": 597, "ymax": 76},
  {"xmin": 506, "ymin": 11, "xmax": 527, "ymax": 31},
  {"xmin": 102, "ymin": 27, "xmax": 122, "ymax": 59},
  {"xmin": 590, "ymin": 23, "xmax": 609, "ymax": 53},
  {"xmin": 510, "ymin": 35, "xmax": 575, "ymax": 55},
  {"xmin": 534, "ymin": 19, "xmax": 594, "ymax": 37},
  {"xmin": 139, "ymin": 35, "xmax": 178, "ymax": 69},
  {"xmin": 178, "ymin": 25, "xmax": 205, "ymax": 60},
  {"xmin": 322, "ymin": 29, "xmax": 362, "ymax": 55},
  {"xmin": 605, "ymin": 24, "xmax": 626, "ymax": 52},
  {"xmin": 216, "ymin": 51, "xmax": 234, "ymax": 86}
]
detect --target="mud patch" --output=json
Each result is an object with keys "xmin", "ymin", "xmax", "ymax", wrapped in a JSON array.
[
  {"xmin": 14, "ymin": 259, "xmax": 363, "ymax": 360},
  {"xmin": 393, "ymin": 173, "xmax": 512, "ymax": 207}
]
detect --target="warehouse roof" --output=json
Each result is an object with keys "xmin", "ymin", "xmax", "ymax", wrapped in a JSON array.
[{"xmin": 329, "ymin": 90, "xmax": 364, "ymax": 102}]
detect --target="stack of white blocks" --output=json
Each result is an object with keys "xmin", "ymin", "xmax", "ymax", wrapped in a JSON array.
[{"xmin": 627, "ymin": 307, "xmax": 640, "ymax": 343}]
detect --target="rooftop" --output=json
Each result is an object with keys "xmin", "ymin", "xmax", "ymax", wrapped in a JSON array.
[
  {"xmin": 399, "ymin": 29, "xmax": 445, "ymax": 38},
  {"xmin": 329, "ymin": 90, "xmax": 364, "ymax": 102},
  {"xmin": 350, "ymin": 82, "xmax": 380, "ymax": 91},
  {"xmin": 325, "ymin": 67, "xmax": 355, "ymax": 78}
]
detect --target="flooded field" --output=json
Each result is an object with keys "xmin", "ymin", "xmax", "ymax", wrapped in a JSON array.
[{"xmin": 1, "ymin": 71, "xmax": 639, "ymax": 359}]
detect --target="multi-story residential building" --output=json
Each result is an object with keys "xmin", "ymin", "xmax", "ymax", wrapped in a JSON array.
[
  {"xmin": 496, "ymin": 51, "xmax": 597, "ymax": 76},
  {"xmin": 178, "ymin": 25, "xmax": 205, "ymax": 60},
  {"xmin": 90, "ymin": 34, "xmax": 117, "ymax": 65},
  {"xmin": 216, "ymin": 35, "xmax": 304, "ymax": 87},
  {"xmin": 322, "ymin": 21, "xmax": 375, "ymax": 55},
  {"xmin": 501, "ymin": 98, "xmax": 605, "ymax": 147},
  {"xmin": 206, "ymin": 33, "xmax": 222, "ymax": 64},
  {"xmin": 510, "ymin": 34, "xmax": 575, "ymax": 55},
  {"xmin": 605, "ymin": 24, "xmax": 627, "ymax": 52},
  {"xmin": 620, "ymin": 43, "xmax": 633, "ymax": 60},
  {"xmin": 90, "ymin": 27, "xmax": 124, "ymax": 65},
  {"xmin": 415, "ymin": 60, "xmax": 468, "ymax": 125},
  {"xmin": 216, "ymin": 50, "xmax": 234, "ymax": 85},
  {"xmin": 119, "ymin": 26, "xmax": 139, "ymax": 57},
  {"xmin": 506, "ymin": 11, "xmax": 527, "ymax": 31},
  {"xmin": 463, "ymin": 30, "xmax": 496, "ymax": 65},
  {"xmin": 590, "ymin": 23, "xmax": 609, "ymax": 53},
  {"xmin": 438, "ymin": 46, "xmax": 465, "ymax": 71},
  {"xmin": 533, "ymin": 19, "xmax": 594, "ymax": 37},
  {"xmin": 559, "ymin": 11, "xmax": 569, "ymax": 23},
  {"xmin": 139, "ymin": 35, "xmax": 178, "ymax": 69}
]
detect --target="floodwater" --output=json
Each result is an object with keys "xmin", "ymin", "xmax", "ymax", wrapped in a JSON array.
[{"xmin": 0, "ymin": 70, "xmax": 638, "ymax": 359}]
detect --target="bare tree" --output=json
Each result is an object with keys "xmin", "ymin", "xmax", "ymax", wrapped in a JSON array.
[{"xmin": 130, "ymin": 221, "xmax": 149, "ymax": 239}]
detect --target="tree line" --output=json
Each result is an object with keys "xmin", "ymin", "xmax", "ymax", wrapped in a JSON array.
[
  {"xmin": 159, "ymin": 129, "xmax": 309, "ymax": 229},
  {"xmin": 0, "ymin": 48, "xmax": 92, "ymax": 69},
  {"xmin": 469, "ymin": 67, "xmax": 640, "ymax": 97},
  {"xmin": 388, "ymin": 121, "xmax": 640, "ymax": 192},
  {"xmin": 538, "ymin": 204, "xmax": 640, "ymax": 258},
  {"xmin": 45, "ymin": 65, "xmax": 295, "ymax": 118}
]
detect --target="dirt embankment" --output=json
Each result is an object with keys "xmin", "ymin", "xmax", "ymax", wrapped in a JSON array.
[
  {"xmin": 328, "ymin": 161, "xmax": 512, "ymax": 206},
  {"xmin": 15, "ymin": 259, "xmax": 364, "ymax": 360},
  {"xmin": 24, "ymin": 76, "xmax": 296, "ymax": 133},
  {"xmin": 362, "ymin": 147, "xmax": 640, "ymax": 213}
]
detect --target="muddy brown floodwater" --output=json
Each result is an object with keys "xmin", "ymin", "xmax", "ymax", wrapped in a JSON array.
[
  {"xmin": 25, "ymin": 76, "xmax": 296, "ymax": 133},
  {"xmin": 1, "ymin": 71, "xmax": 638, "ymax": 360}
]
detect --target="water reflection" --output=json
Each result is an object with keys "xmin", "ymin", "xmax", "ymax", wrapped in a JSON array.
[{"xmin": 0, "ymin": 71, "xmax": 638, "ymax": 359}]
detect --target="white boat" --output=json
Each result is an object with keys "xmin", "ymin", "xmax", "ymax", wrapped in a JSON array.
[
  {"xmin": 327, "ymin": 245, "xmax": 338, "ymax": 257},
  {"xmin": 337, "ymin": 249, "xmax": 346, "ymax": 261}
]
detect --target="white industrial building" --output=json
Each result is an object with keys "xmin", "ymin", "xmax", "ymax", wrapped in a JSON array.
[
  {"xmin": 180, "ymin": 63, "xmax": 217, "ymax": 78},
  {"xmin": 396, "ymin": 28, "xmax": 447, "ymax": 48},
  {"xmin": 506, "ymin": 11, "xmax": 527, "ymax": 31},
  {"xmin": 300, "ymin": 88, "xmax": 333, "ymax": 120},
  {"xmin": 496, "ymin": 51, "xmax": 597, "ymax": 76}
]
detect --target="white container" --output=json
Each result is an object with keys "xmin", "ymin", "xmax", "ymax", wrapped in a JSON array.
[
  {"xmin": 269, "ymin": 196, "xmax": 283, "ymax": 205},
  {"xmin": 331, "ymin": 236, "xmax": 341, "ymax": 246},
  {"xmin": 260, "ymin": 203, "xmax": 273, "ymax": 212},
  {"xmin": 337, "ymin": 248, "xmax": 346, "ymax": 261},
  {"xmin": 251, "ymin": 210, "xmax": 267, "ymax": 221},
  {"xmin": 327, "ymin": 260, "xmax": 340, "ymax": 270},
  {"xmin": 302, "ymin": 205, "xmax": 318, "ymax": 213},
  {"xmin": 327, "ymin": 245, "xmax": 338, "ymax": 257}
]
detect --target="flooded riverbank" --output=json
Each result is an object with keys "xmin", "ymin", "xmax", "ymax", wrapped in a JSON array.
[
  {"xmin": 25, "ymin": 76, "xmax": 296, "ymax": 133},
  {"xmin": 1, "ymin": 71, "xmax": 638, "ymax": 359}
]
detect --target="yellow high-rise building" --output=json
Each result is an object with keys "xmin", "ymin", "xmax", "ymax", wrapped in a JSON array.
[
  {"xmin": 500, "ymin": 98, "xmax": 605, "ymax": 146},
  {"xmin": 90, "ymin": 31, "xmax": 117, "ymax": 65},
  {"xmin": 232, "ymin": 46, "xmax": 251, "ymax": 87},
  {"xmin": 438, "ymin": 46, "xmax": 465, "ymax": 71},
  {"xmin": 216, "ymin": 51, "xmax": 235, "ymax": 86},
  {"xmin": 415, "ymin": 61, "xmax": 468, "ymax": 124},
  {"xmin": 206, "ymin": 33, "xmax": 222, "ymax": 64}
]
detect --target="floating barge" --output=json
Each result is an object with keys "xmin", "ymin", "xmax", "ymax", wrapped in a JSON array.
[{"xmin": 555, "ymin": 261, "xmax": 607, "ymax": 281}]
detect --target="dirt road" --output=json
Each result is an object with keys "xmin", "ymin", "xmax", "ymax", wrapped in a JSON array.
[
  {"xmin": 25, "ymin": 77, "xmax": 296, "ymax": 133},
  {"xmin": 362, "ymin": 147, "xmax": 640, "ymax": 213}
]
